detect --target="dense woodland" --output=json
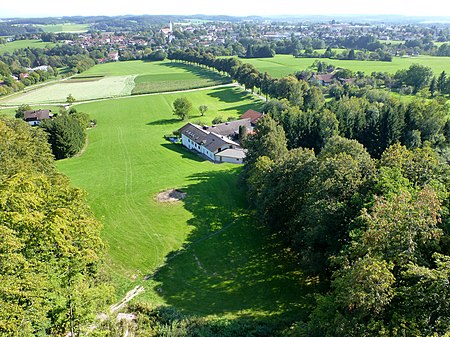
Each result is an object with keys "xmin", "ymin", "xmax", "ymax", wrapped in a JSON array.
[{"xmin": 0, "ymin": 117, "xmax": 113, "ymax": 336}]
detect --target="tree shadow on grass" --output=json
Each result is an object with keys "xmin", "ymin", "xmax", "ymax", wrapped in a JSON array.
[
  {"xmin": 146, "ymin": 118, "xmax": 181, "ymax": 126},
  {"xmin": 207, "ymin": 87, "xmax": 254, "ymax": 103},
  {"xmin": 163, "ymin": 62, "xmax": 232, "ymax": 84},
  {"xmin": 160, "ymin": 143, "xmax": 206, "ymax": 163},
  {"xmin": 220, "ymin": 102, "xmax": 265, "ymax": 114},
  {"xmin": 148, "ymin": 169, "xmax": 318, "ymax": 320}
]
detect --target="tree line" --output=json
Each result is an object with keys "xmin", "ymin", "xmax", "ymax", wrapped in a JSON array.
[{"xmin": 243, "ymin": 113, "xmax": 450, "ymax": 335}]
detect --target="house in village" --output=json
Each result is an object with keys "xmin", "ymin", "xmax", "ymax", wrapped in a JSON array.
[
  {"xmin": 178, "ymin": 111, "xmax": 263, "ymax": 164},
  {"xmin": 312, "ymin": 69, "xmax": 356, "ymax": 86},
  {"xmin": 23, "ymin": 109, "xmax": 53, "ymax": 126}
]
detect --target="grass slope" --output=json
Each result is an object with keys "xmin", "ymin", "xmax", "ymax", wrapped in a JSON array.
[
  {"xmin": 241, "ymin": 54, "xmax": 450, "ymax": 78},
  {"xmin": 57, "ymin": 87, "xmax": 315, "ymax": 318},
  {"xmin": 0, "ymin": 39, "xmax": 56, "ymax": 54}
]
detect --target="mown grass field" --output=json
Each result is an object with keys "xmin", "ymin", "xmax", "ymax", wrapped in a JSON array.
[
  {"xmin": 36, "ymin": 23, "xmax": 90, "ymax": 33},
  {"xmin": 132, "ymin": 63, "xmax": 231, "ymax": 94},
  {"xmin": 241, "ymin": 54, "xmax": 450, "ymax": 78},
  {"xmin": 57, "ymin": 87, "xmax": 315, "ymax": 318},
  {"xmin": 0, "ymin": 39, "xmax": 56, "ymax": 54},
  {"xmin": 84, "ymin": 60, "xmax": 231, "ymax": 95},
  {"xmin": 1, "ymin": 61, "xmax": 231, "ymax": 105},
  {"xmin": 2, "ymin": 75, "xmax": 136, "ymax": 104}
]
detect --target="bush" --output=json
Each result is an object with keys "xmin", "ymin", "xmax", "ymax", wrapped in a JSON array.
[{"xmin": 212, "ymin": 116, "xmax": 225, "ymax": 124}]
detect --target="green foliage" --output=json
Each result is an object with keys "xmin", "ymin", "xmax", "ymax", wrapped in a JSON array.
[
  {"xmin": 40, "ymin": 113, "xmax": 87, "ymax": 159},
  {"xmin": 172, "ymin": 97, "xmax": 192, "ymax": 120},
  {"xmin": 145, "ymin": 49, "xmax": 167, "ymax": 61},
  {"xmin": 66, "ymin": 93, "xmax": 76, "ymax": 104},
  {"xmin": 245, "ymin": 135, "xmax": 375, "ymax": 275},
  {"xmin": 396, "ymin": 63, "xmax": 434, "ymax": 93},
  {"xmin": 0, "ymin": 118, "xmax": 112, "ymax": 335},
  {"xmin": 95, "ymin": 303, "xmax": 287, "ymax": 336},
  {"xmin": 211, "ymin": 115, "xmax": 225, "ymax": 124},
  {"xmin": 0, "ymin": 118, "xmax": 55, "ymax": 178},
  {"xmin": 243, "ymin": 115, "xmax": 288, "ymax": 166},
  {"xmin": 14, "ymin": 104, "xmax": 32, "ymax": 119},
  {"xmin": 199, "ymin": 104, "xmax": 208, "ymax": 116}
]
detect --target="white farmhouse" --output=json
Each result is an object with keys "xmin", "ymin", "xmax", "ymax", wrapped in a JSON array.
[{"xmin": 178, "ymin": 119, "xmax": 250, "ymax": 164}]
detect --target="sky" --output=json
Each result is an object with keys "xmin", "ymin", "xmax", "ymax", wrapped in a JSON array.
[{"xmin": 1, "ymin": 0, "xmax": 450, "ymax": 18}]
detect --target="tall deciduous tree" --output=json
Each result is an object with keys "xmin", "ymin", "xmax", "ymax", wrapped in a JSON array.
[{"xmin": 173, "ymin": 97, "xmax": 192, "ymax": 120}]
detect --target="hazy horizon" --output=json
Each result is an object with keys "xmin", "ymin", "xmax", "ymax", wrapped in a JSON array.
[{"xmin": 2, "ymin": 0, "xmax": 450, "ymax": 19}]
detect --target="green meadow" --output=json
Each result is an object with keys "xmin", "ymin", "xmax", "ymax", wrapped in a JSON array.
[
  {"xmin": 83, "ymin": 60, "xmax": 231, "ymax": 95},
  {"xmin": 57, "ymin": 87, "xmax": 314, "ymax": 317},
  {"xmin": 36, "ymin": 23, "xmax": 90, "ymax": 33},
  {"xmin": 0, "ymin": 39, "xmax": 56, "ymax": 54},
  {"xmin": 241, "ymin": 54, "xmax": 450, "ymax": 78}
]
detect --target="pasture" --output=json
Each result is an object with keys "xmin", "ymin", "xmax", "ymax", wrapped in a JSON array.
[
  {"xmin": 57, "ymin": 87, "xmax": 314, "ymax": 317},
  {"xmin": 36, "ymin": 23, "xmax": 90, "ymax": 33},
  {"xmin": 0, "ymin": 39, "xmax": 56, "ymax": 54},
  {"xmin": 241, "ymin": 54, "xmax": 450, "ymax": 78}
]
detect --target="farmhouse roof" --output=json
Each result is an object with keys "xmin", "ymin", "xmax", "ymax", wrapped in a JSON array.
[
  {"xmin": 202, "ymin": 118, "xmax": 252, "ymax": 137},
  {"xmin": 313, "ymin": 73, "xmax": 336, "ymax": 83},
  {"xmin": 179, "ymin": 123, "xmax": 240, "ymax": 153},
  {"xmin": 23, "ymin": 109, "xmax": 53, "ymax": 122},
  {"xmin": 240, "ymin": 110, "xmax": 263, "ymax": 125}
]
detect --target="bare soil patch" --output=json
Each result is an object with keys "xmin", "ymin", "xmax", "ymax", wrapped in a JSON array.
[{"xmin": 156, "ymin": 189, "xmax": 186, "ymax": 203}]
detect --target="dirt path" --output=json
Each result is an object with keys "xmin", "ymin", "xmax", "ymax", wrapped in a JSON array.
[{"xmin": 109, "ymin": 285, "xmax": 145, "ymax": 314}]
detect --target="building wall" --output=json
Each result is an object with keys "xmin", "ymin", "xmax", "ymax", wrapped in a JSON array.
[
  {"xmin": 181, "ymin": 134, "xmax": 193, "ymax": 149},
  {"xmin": 215, "ymin": 155, "xmax": 243, "ymax": 164},
  {"xmin": 181, "ymin": 134, "xmax": 215, "ymax": 161}
]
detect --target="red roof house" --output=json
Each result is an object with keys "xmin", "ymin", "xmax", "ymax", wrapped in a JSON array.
[{"xmin": 240, "ymin": 109, "xmax": 263, "ymax": 125}]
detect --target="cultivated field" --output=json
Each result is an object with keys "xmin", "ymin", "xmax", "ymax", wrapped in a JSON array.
[
  {"xmin": 1, "ymin": 61, "xmax": 231, "ymax": 105},
  {"xmin": 0, "ymin": 39, "xmax": 56, "ymax": 54},
  {"xmin": 2, "ymin": 75, "xmax": 136, "ymax": 104},
  {"xmin": 57, "ymin": 87, "xmax": 314, "ymax": 317},
  {"xmin": 36, "ymin": 23, "xmax": 90, "ymax": 33},
  {"xmin": 241, "ymin": 54, "xmax": 450, "ymax": 78},
  {"xmin": 132, "ymin": 63, "xmax": 231, "ymax": 94}
]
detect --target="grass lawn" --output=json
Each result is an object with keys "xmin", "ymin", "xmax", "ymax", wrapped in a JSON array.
[
  {"xmin": 0, "ymin": 39, "xmax": 56, "ymax": 54},
  {"xmin": 57, "ymin": 87, "xmax": 315, "ymax": 318},
  {"xmin": 240, "ymin": 54, "xmax": 450, "ymax": 78},
  {"xmin": 36, "ymin": 23, "xmax": 90, "ymax": 33}
]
